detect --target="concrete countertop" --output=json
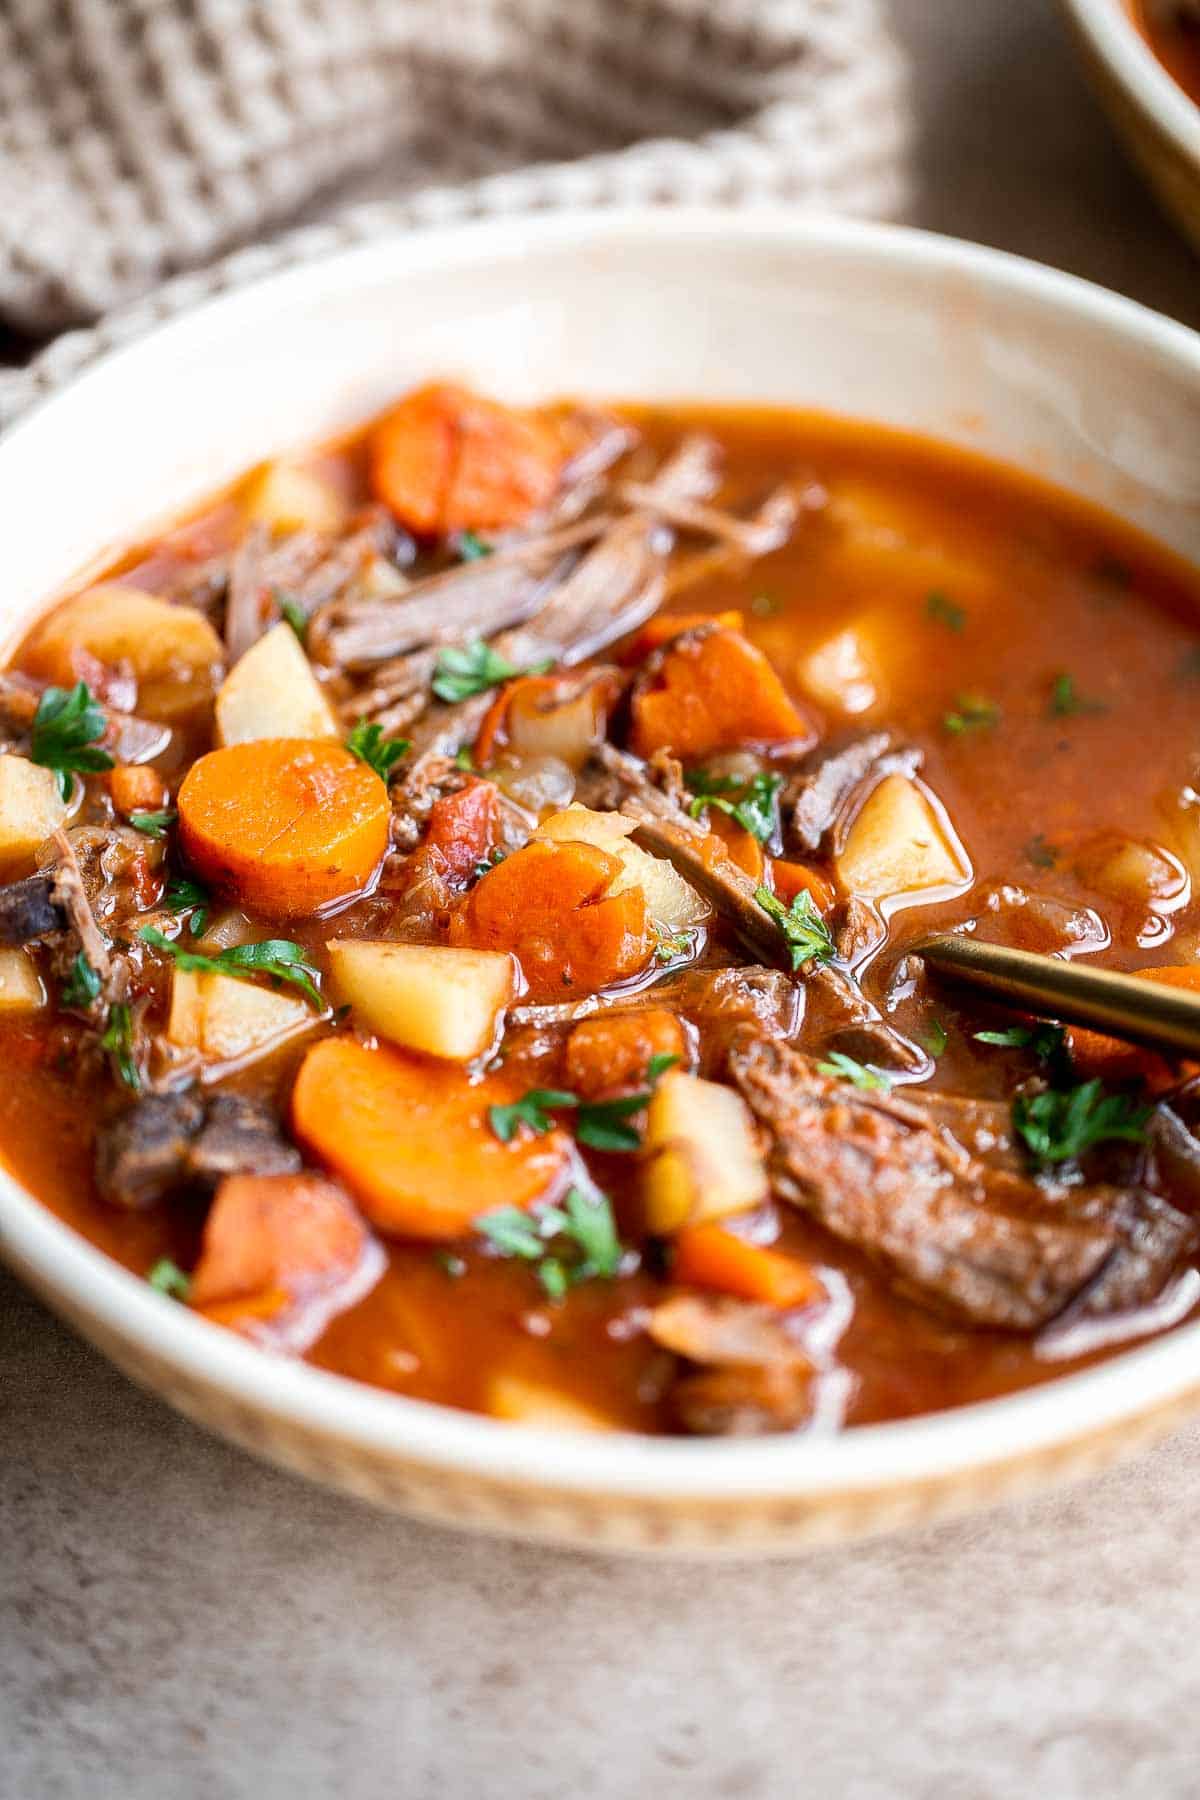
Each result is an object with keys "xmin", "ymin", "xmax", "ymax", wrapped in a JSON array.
[{"xmin": 4, "ymin": 4, "xmax": 1200, "ymax": 1796}]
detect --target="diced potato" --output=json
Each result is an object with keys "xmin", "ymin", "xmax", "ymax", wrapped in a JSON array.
[
  {"xmin": 486, "ymin": 1372, "xmax": 618, "ymax": 1432},
  {"xmin": 328, "ymin": 940, "xmax": 514, "ymax": 1061},
  {"xmin": 167, "ymin": 968, "xmax": 314, "ymax": 1064},
  {"xmin": 0, "ymin": 755, "xmax": 67, "ymax": 877},
  {"xmin": 642, "ymin": 1070, "xmax": 767, "ymax": 1235},
  {"xmin": 537, "ymin": 804, "xmax": 711, "ymax": 932},
  {"xmin": 28, "ymin": 585, "xmax": 223, "ymax": 720},
  {"xmin": 0, "ymin": 948, "xmax": 46, "ymax": 1011},
  {"xmin": 1074, "ymin": 834, "xmax": 1189, "ymax": 911},
  {"xmin": 242, "ymin": 460, "xmax": 346, "ymax": 536},
  {"xmin": 797, "ymin": 627, "xmax": 878, "ymax": 716},
  {"xmin": 836, "ymin": 774, "xmax": 971, "ymax": 906},
  {"xmin": 215, "ymin": 623, "xmax": 339, "ymax": 746}
]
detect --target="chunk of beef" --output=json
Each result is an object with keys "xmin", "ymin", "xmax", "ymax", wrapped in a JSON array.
[
  {"xmin": 509, "ymin": 965, "xmax": 802, "ymax": 1041},
  {"xmin": 96, "ymin": 1090, "xmax": 301, "ymax": 1210},
  {"xmin": 728, "ymin": 1034, "xmax": 1193, "ymax": 1330},
  {"xmin": 784, "ymin": 732, "xmax": 920, "ymax": 855},
  {"xmin": 647, "ymin": 1294, "xmax": 812, "ymax": 1435},
  {"xmin": 0, "ymin": 875, "xmax": 65, "ymax": 946}
]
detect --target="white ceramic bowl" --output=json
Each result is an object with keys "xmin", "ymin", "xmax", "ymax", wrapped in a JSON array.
[
  {"xmin": 3, "ymin": 209, "xmax": 1200, "ymax": 1555},
  {"xmin": 1062, "ymin": 0, "xmax": 1200, "ymax": 248}
]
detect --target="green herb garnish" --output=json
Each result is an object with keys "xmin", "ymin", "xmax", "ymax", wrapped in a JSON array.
[
  {"xmin": 346, "ymin": 720, "xmax": 410, "ymax": 782},
  {"xmin": 474, "ymin": 1186, "xmax": 624, "ymax": 1300},
  {"xmin": 1048, "ymin": 672, "xmax": 1105, "ymax": 718},
  {"xmin": 687, "ymin": 769, "xmax": 782, "ymax": 846},
  {"xmin": 432, "ymin": 639, "xmax": 553, "ymax": 704},
  {"xmin": 921, "ymin": 1019, "xmax": 948, "ymax": 1057},
  {"xmin": 1025, "ymin": 834, "xmax": 1058, "ymax": 870},
  {"xmin": 30, "ymin": 681, "xmax": 114, "ymax": 799},
  {"xmin": 101, "ymin": 1003, "xmax": 141, "ymax": 1091},
  {"xmin": 755, "ymin": 886, "xmax": 836, "ymax": 970},
  {"xmin": 653, "ymin": 927, "xmax": 695, "ymax": 964},
  {"xmin": 817, "ymin": 1050, "xmax": 892, "ymax": 1091},
  {"xmin": 975, "ymin": 1022, "xmax": 1066, "ymax": 1062},
  {"xmin": 456, "ymin": 531, "xmax": 493, "ymax": 562},
  {"xmin": 487, "ymin": 1056, "xmax": 680, "ymax": 1154},
  {"xmin": 488, "ymin": 1088, "xmax": 579, "ymax": 1143},
  {"xmin": 147, "ymin": 1257, "xmax": 191, "ymax": 1300},
  {"xmin": 277, "ymin": 593, "xmax": 309, "ymax": 643},
  {"xmin": 61, "ymin": 952, "xmax": 102, "ymax": 1010},
  {"xmin": 128, "ymin": 809, "xmax": 177, "ymax": 840},
  {"xmin": 164, "ymin": 875, "xmax": 210, "ymax": 937},
  {"xmin": 1012, "ymin": 1080, "xmax": 1149, "ymax": 1166},
  {"xmin": 943, "ymin": 693, "xmax": 1000, "ymax": 735},
  {"xmin": 138, "ymin": 926, "xmax": 323, "ymax": 1010},
  {"xmin": 454, "ymin": 746, "xmax": 476, "ymax": 771},
  {"xmin": 926, "ymin": 590, "xmax": 966, "ymax": 632}
]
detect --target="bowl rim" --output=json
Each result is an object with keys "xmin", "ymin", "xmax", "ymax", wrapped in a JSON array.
[
  {"xmin": 4, "ymin": 203, "xmax": 1200, "ymax": 1505},
  {"xmin": 1064, "ymin": 0, "xmax": 1200, "ymax": 162}
]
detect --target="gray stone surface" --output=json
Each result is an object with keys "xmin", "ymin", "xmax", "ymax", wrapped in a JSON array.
[{"xmin": 4, "ymin": 2, "xmax": 1200, "ymax": 1795}]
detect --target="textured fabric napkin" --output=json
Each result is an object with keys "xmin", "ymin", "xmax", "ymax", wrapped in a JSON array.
[{"xmin": 0, "ymin": 0, "xmax": 909, "ymax": 417}]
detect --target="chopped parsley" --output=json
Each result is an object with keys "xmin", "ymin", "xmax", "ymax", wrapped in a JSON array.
[
  {"xmin": 1048, "ymin": 672, "xmax": 1105, "ymax": 718},
  {"xmin": 1024, "ymin": 834, "xmax": 1059, "ymax": 870},
  {"xmin": 128, "ymin": 808, "xmax": 177, "ymax": 840},
  {"xmin": 754, "ymin": 885, "xmax": 835, "ymax": 970},
  {"xmin": 432, "ymin": 639, "xmax": 552, "ymax": 704},
  {"xmin": 164, "ymin": 874, "xmax": 210, "ymax": 937},
  {"xmin": 687, "ymin": 769, "xmax": 782, "ymax": 846},
  {"xmin": 925, "ymin": 590, "xmax": 966, "ymax": 632},
  {"xmin": 456, "ymin": 530, "xmax": 493, "ymax": 562},
  {"xmin": 454, "ymin": 746, "xmax": 476, "ymax": 771},
  {"xmin": 817, "ymin": 1050, "xmax": 892, "ymax": 1091},
  {"xmin": 277, "ymin": 593, "xmax": 309, "ymax": 643},
  {"xmin": 101, "ymin": 1003, "xmax": 141, "ymax": 1091},
  {"xmin": 1012, "ymin": 1080, "xmax": 1149, "ymax": 1166},
  {"xmin": 345, "ymin": 720, "xmax": 410, "ymax": 782},
  {"xmin": 61, "ymin": 952, "xmax": 101, "ymax": 1011},
  {"xmin": 921, "ymin": 1018, "xmax": 948, "ymax": 1057},
  {"xmin": 474, "ymin": 1186, "xmax": 624, "ymax": 1299},
  {"xmin": 487, "ymin": 1055, "xmax": 680, "ymax": 1155},
  {"xmin": 653, "ymin": 926, "xmax": 695, "ymax": 964},
  {"xmin": 975, "ymin": 1021, "xmax": 1067, "ymax": 1066},
  {"xmin": 147, "ymin": 1257, "xmax": 191, "ymax": 1300},
  {"xmin": 29, "ymin": 681, "xmax": 114, "ymax": 799},
  {"xmin": 138, "ymin": 926, "xmax": 323, "ymax": 1010},
  {"xmin": 942, "ymin": 693, "xmax": 1000, "ymax": 735}
]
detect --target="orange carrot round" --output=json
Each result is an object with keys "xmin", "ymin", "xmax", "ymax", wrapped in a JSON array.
[
  {"xmin": 621, "ymin": 609, "xmax": 744, "ymax": 663},
  {"xmin": 448, "ymin": 838, "xmax": 652, "ymax": 1000},
  {"xmin": 177, "ymin": 738, "xmax": 390, "ymax": 917},
  {"xmin": 292, "ymin": 1038, "xmax": 572, "ymax": 1240},
  {"xmin": 673, "ymin": 1223, "xmax": 822, "ymax": 1310},
  {"xmin": 631, "ymin": 628, "xmax": 814, "ymax": 761},
  {"xmin": 368, "ymin": 383, "xmax": 564, "ymax": 535}
]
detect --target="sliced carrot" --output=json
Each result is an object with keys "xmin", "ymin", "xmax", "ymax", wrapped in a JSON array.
[
  {"xmin": 621, "ymin": 610, "xmax": 744, "ymax": 663},
  {"xmin": 564, "ymin": 1009, "xmax": 688, "ymax": 1099},
  {"xmin": 674, "ymin": 1222, "xmax": 823, "ymax": 1310},
  {"xmin": 631, "ymin": 628, "xmax": 815, "ymax": 761},
  {"xmin": 707, "ymin": 808, "xmax": 765, "ymax": 882},
  {"xmin": 190, "ymin": 1172, "xmax": 380, "ymax": 1350},
  {"xmin": 292, "ymin": 1037, "xmax": 572, "ymax": 1239},
  {"xmin": 110, "ymin": 763, "xmax": 169, "ymax": 816},
  {"xmin": 1067, "ymin": 964, "xmax": 1200, "ymax": 1091},
  {"xmin": 770, "ymin": 857, "xmax": 836, "ymax": 913},
  {"xmin": 449, "ymin": 837, "xmax": 652, "ymax": 1000},
  {"xmin": 424, "ymin": 779, "xmax": 502, "ymax": 888},
  {"xmin": 368, "ymin": 383, "xmax": 564, "ymax": 535},
  {"xmin": 177, "ymin": 738, "xmax": 390, "ymax": 917}
]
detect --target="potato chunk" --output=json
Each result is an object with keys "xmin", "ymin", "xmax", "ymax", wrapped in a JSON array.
[
  {"xmin": 797, "ymin": 628, "xmax": 878, "ymax": 716},
  {"xmin": 0, "ymin": 756, "xmax": 68, "ymax": 876},
  {"xmin": 167, "ymin": 967, "xmax": 314, "ymax": 1065},
  {"xmin": 28, "ymin": 585, "xmax": 223, "ymax": 720},
  {"xmin": 242, "ymin": 460, "xmax": 346, "ymax": 536},
  {"xmin": 643, "ymin": 1070, "xmax": 767, "ymax": 1235},
  {"xmin": 486, "ymin": 1373, "xmax": 618, "ymax": 1432},
  {"xmin": 327, "ymin": 940, "xmax": 514, "ymax": 1061},
  {"xmin": 836, "ymin": 774, "xmax": 971, "ymax": 906},
  {"xmin": 0, "ymin": 948, "xmax": 46, "ymax": 1010},
  {"xmin": 537, "ymin": 804, "xmax": 710, "ymax": 932},
  {"xmin": 216, "ymin": 623, "xmax": 339, "ymax": 746}
]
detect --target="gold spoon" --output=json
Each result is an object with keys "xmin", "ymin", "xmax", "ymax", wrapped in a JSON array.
[{"xmin": 915, "ymin": 934, "xmax": 1200, "ymax": 1059}]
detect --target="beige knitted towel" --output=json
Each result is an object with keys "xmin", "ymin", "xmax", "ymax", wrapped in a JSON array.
[{"xmin": 0, "ymin": 0, "xmax": 909, "ymax": 415}]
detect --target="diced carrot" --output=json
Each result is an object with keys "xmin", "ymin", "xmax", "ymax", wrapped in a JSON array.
[
  {"xmin": 177, "ymin": 738, "xmax": 390, "ymax": 917},
  {"xmin": 621, "ymin": 610, "xmax": 744, "ymax": 663},
  {"xmin": 449, "ymin": 837, "xmax": 652, "ymax": 1000},
  {"xmin": 631, "ymin": 628, "xmax": 815, "ymax": 761},
  {"xmin": 707, "ymin": 808, "xmax": 765, "ymax": 882},
  {"xmin": 368, "ymin": 383, "xmax": 564, "ymax": 535},
  {"xmin": 424, "ymin": 779, "xmax": 502, "ymax": 888},
  {"xmin": 110, "ymin": 763, "xmax": 169, "ymax": 816},
  {"xmin": 770, "ymin": 857, "xmax": 836, "ymax": 913},
  {"xmin": 292, "ymin": 1037, "xmax": 572, "ymax": 1239},
  {"xmin": 674, "ymin": 1222, "xmax": 823, "ymax": 1310},
  {"xmin": 190, "ymin": 1172, "xmax": 380, "ymax": 1350},
  {"xmin": 564, "ymin": 1009, "xmax": 688, "ymax": 1099},
  {"xmin": 1067, "ymin": 964, "xmax": 1200, "ymax": 1092}
]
